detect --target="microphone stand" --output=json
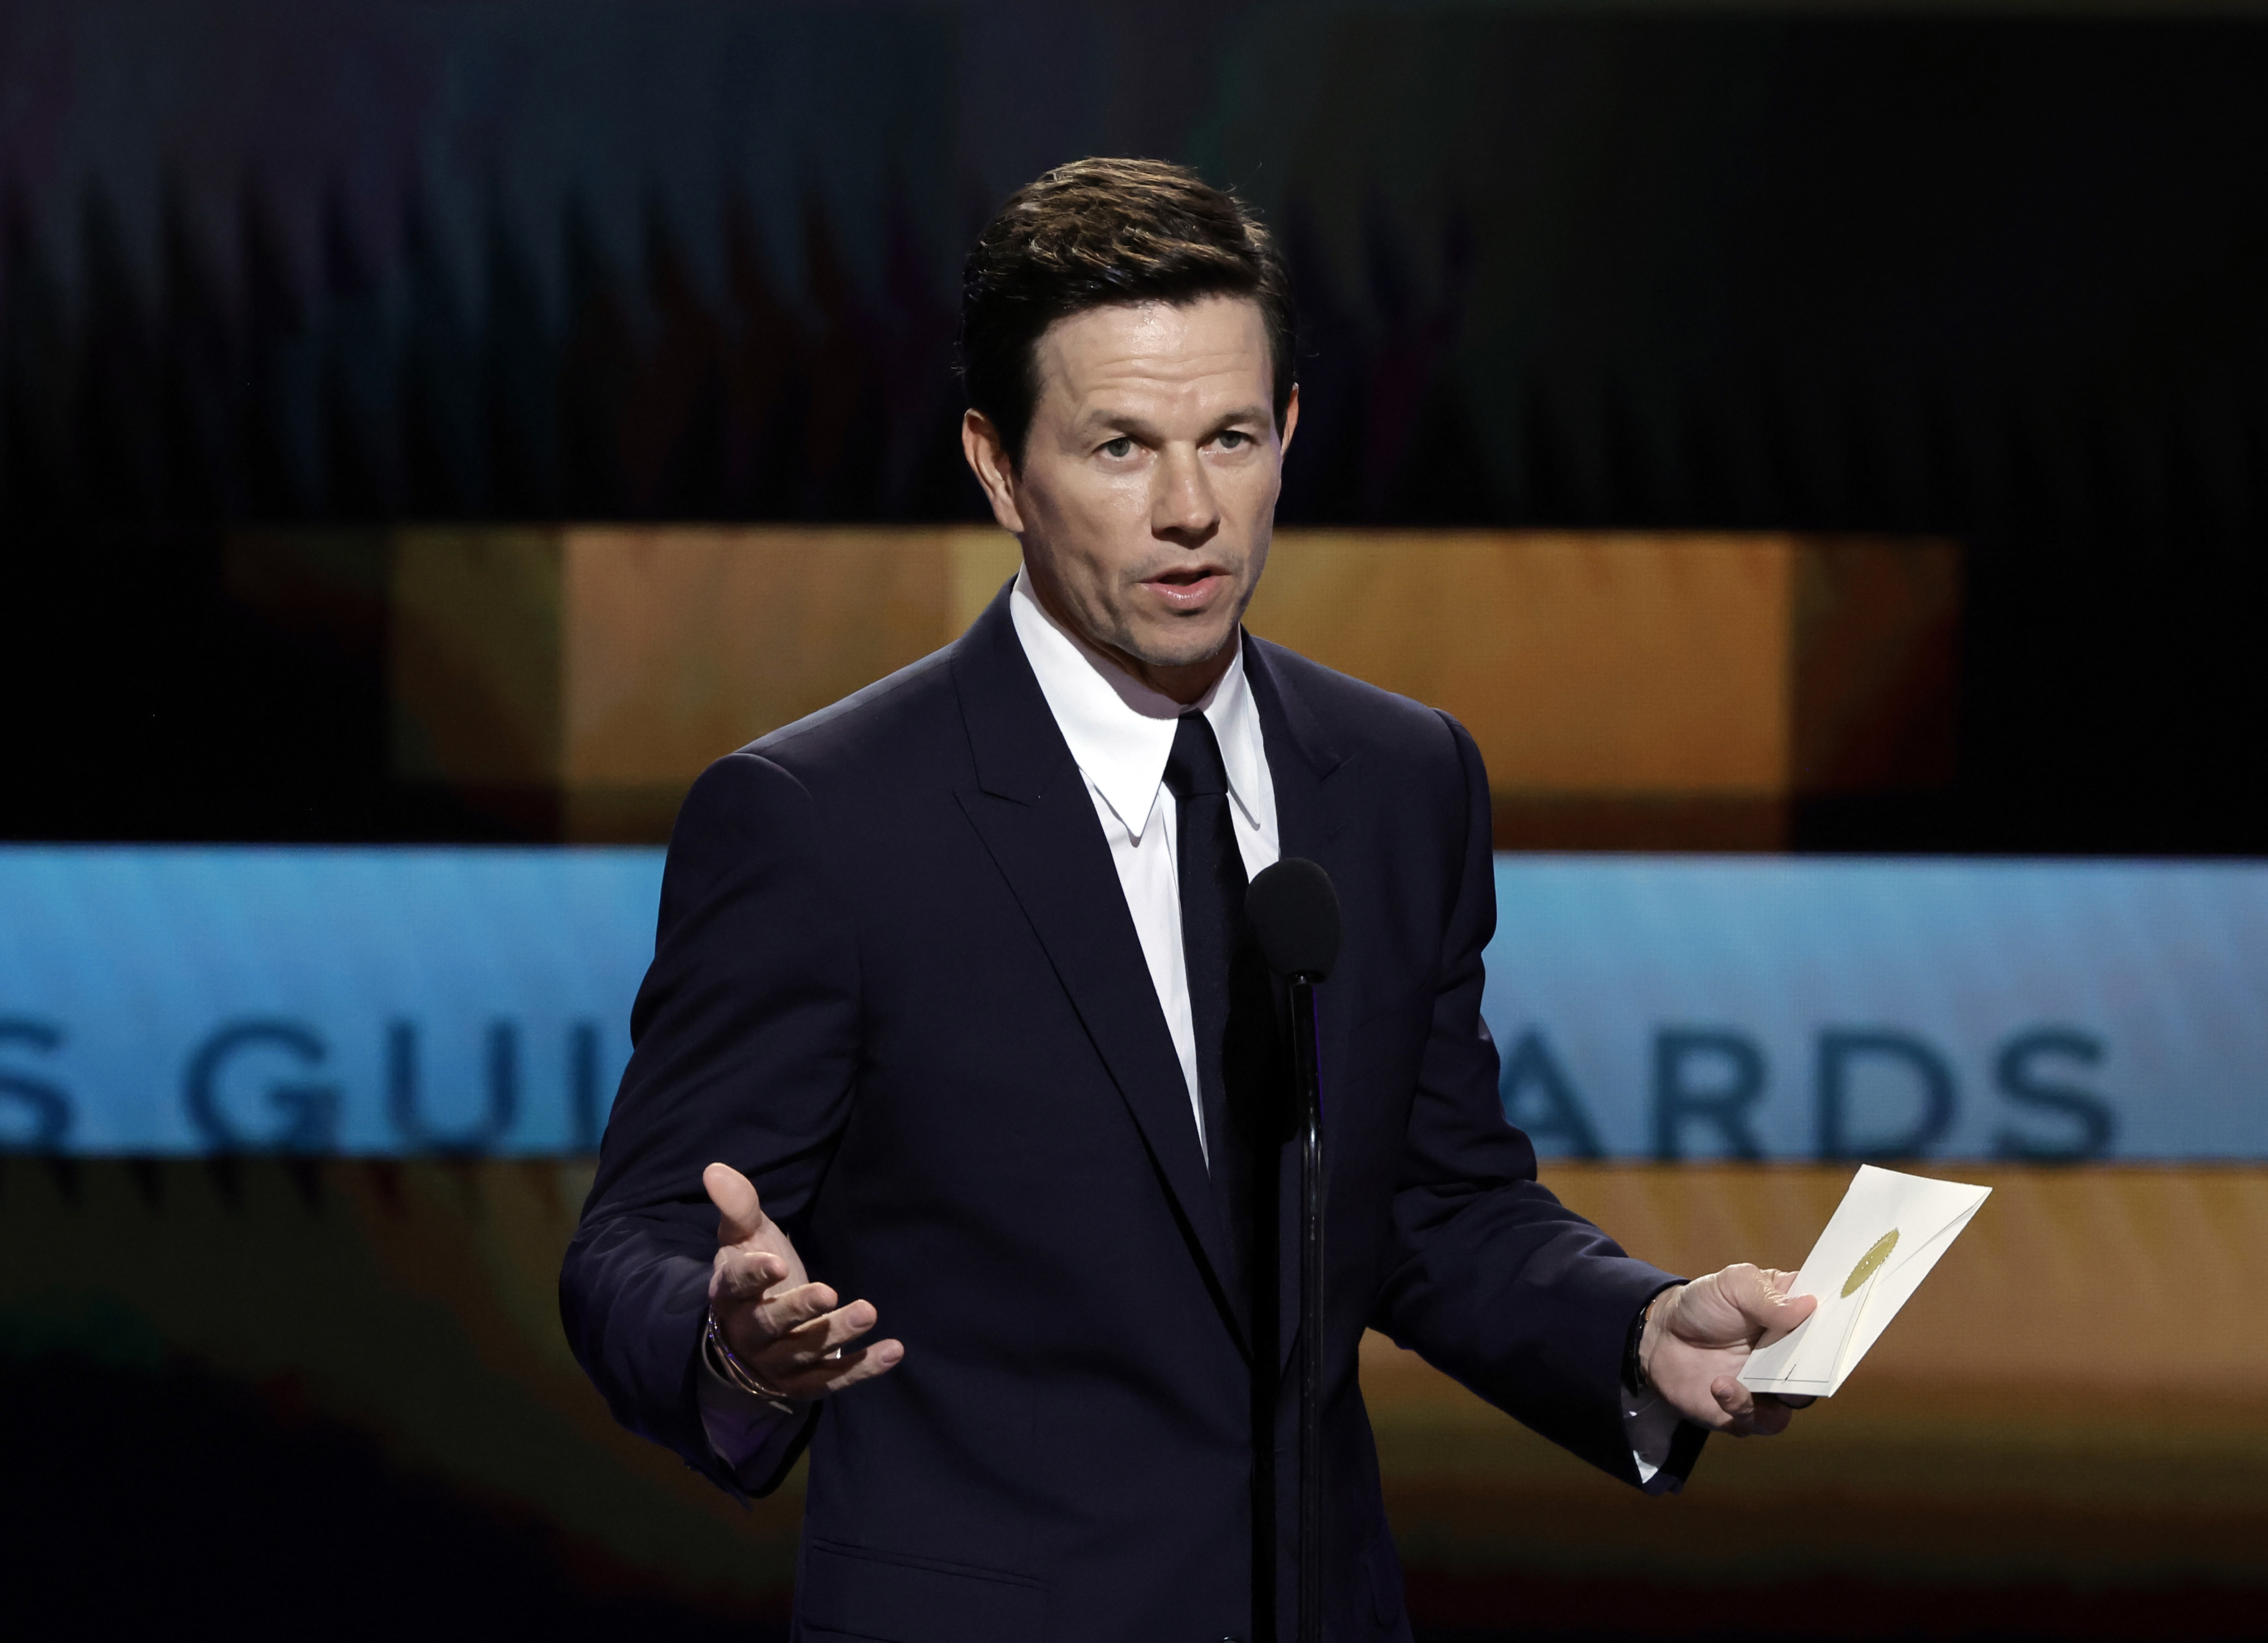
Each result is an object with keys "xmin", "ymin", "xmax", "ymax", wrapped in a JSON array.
[
  {"xmin": 1288, "ymin": 969, "xmax": 1324, "ymax": 1643},
  {"xmin": 1244, "ymin": 855, "xmax": 1340, "ymax": 1643}
]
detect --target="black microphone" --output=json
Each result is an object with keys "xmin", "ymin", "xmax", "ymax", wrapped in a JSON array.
[
  {"xmin": 1245, "ymin": 857, "xmax": 1339, "ymax": 1643},
  {"xmin": 1245, "ymin": 857, "xmax": 1341, "ymax": 982}
]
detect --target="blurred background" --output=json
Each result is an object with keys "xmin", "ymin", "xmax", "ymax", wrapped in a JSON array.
[{"xmin": 3, "ymin": 0, "xmax": 2266, "ymax": 1637}]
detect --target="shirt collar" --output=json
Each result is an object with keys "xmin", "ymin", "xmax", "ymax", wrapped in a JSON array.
[{"xmin": 1008, "ymin": 568, "xmax": 1266, "ymax": 838}]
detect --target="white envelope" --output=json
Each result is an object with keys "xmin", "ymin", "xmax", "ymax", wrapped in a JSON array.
[{"xmin": 1737, "ymin": 1164, "xmax": 1990, "ymax": 1397}]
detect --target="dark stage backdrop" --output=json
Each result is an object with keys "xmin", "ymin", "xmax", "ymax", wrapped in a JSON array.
[
  {"xmin": 5, "ymin": 7, "xmax": 2268, "ymax": 1641},
  {"xmin": 1, "ymin": 0, "xmax": 2266, "ymax": 849}
]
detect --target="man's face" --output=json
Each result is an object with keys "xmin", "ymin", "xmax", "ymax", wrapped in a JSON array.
[{"xmin": 963, "ymin": 295, "xmax": 1298, "ymax": 702}]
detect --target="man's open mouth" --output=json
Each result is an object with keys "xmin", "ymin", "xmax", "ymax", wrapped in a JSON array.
[{"xmin": 1142, "ymin": 567, "xmax": 1232, "ymax": 608}]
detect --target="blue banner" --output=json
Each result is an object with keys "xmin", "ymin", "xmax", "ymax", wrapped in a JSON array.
[
  {"xmin": 0, "ymin": 848, "xmax": 660, "ymax": 1154},
  {"xmin": 1484, "ymin": 856, "xmax": 2268, "ymax": 1162},
  {"xmin": 2, "ymin": 848, "xmax": 2263, "ymax": 1158}
]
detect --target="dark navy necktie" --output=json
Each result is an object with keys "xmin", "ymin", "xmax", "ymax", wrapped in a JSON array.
[
  {"xmin": 1165, "ymin": 711, "xmax": 1245, "ymax": 1163},
  {"xmin": 1163, "ymin": 712, "xmax": 1274, "ymax": 1300},
  {"xmin": 1165, "ymin": 709, "xmax": 1292, "ymax": 1623}
]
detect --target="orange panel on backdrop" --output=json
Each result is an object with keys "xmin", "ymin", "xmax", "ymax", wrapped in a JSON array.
[
  {"xmin": 230, "ymin": 526, "xmax": 1956, "ymax": 844},
  {"xmin": 1246, "ymin": 532, "xmax": 1795, "ymax": 793},
  {"xmin": 559, "ymin": 526, "xmax": 968, "ymax": 788}
]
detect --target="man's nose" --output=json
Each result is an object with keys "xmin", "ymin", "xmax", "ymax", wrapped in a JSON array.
[{"xmin": 1151, "ymin": 444, "xmax": 1220, "ymax": 542}]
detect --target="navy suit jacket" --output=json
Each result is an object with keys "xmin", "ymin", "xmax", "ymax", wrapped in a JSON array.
[{"xmin": 561, "ymin": 585, "xmax": 1693, "ymax": 1642}]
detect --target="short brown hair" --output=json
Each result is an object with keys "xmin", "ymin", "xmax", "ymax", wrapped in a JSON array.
[{"xmin": 958, "ymin": 158, "xmax": 1296, "ymax": 464}]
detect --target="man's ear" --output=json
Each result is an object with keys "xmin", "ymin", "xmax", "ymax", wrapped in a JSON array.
[
  {"xmin": 962, "ymin": 410, "xmax": 1025, "ymax": 535},
  {"xmin": 1278, "ymin": 381, "xmax": 1300, "ymax": 460}
]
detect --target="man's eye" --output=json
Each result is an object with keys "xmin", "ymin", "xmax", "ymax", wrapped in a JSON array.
[
  {"xmin": 1100, "ymin": 436, "xmax": 1134, "ymax": 460},
  {"xmin": 1216, "ymin": 430, "xmax": 1251, "ymax": 450}
]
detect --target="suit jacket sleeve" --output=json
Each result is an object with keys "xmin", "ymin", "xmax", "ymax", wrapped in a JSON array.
[
  {"xmin": 558, "ymin": 750, "xmax": 858, "ymax": 1496},
  {"xmin": 1368, "ymin": 714, "xmax": 1698, "ymax": 1487}
]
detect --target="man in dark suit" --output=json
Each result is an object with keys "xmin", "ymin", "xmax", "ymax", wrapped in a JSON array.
[{"xmin": 561, "ymin": 158, "xmax": 1814, "ymax": 1642}]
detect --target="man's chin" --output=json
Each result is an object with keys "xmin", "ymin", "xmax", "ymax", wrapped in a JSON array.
[{"xmin": 1118, "ymin": 624, "xmax": 1239, "ymax": 675}]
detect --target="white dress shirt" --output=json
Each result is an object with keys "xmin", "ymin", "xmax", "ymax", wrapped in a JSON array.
[
  {"xmin": 699, "ymin": 568, "xmax": 1683, "ymax": 1491},
  {"xmin": 1007, "ymin": 571, "xmax": 1278, "ymax": 1159}
]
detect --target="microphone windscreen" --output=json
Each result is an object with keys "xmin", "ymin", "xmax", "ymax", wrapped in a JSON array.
[{"xmin": 1246, "ymin": 857, "xmax": 1342, "ymax": 980}]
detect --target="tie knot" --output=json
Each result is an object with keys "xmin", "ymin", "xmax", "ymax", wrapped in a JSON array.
[{"xmin": 1163, "ymin": 711, "xmax": 1230, "ymax": 800}]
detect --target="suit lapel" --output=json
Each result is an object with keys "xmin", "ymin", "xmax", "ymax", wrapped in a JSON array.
[
  {"xmin": 951, "ymin": 586, "xmax": 1249, "ymax": 1350},
  {"xmin": 1243, "ymin": 639, "xmax": 1361, "ymax": 1377}
]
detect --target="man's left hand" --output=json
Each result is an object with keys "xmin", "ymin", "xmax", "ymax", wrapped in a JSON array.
[{"xmin": 1641, "ymin": 1264, "xmax": 1818, "ymax": 1437}]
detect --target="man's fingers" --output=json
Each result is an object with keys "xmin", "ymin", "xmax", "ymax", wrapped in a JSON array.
[
  {"xmin": 773, "ymin": 1338, "xmax": 906, "ymax": 1399},
  {"xmin": 770, "ymin": 1299, "xmax": 880, "ymax": 1367},
  {"xmin": 1711, "ymin": 1374, "xmax": 1755, "ymax": 1423},
  {"xmin": 1742, "ymin": 1395, "xmax": 1797, "ymax": 1438},
  {"xmin": 818, "ymin": 1338, "xmax": 904, "ymax": 1394},
  {"xmin": 704, "ymin": 1162, "xmax": 768, "ymax": 1247},
  {"xmin": 708, "ymin": 1248, "xmax": 787, "ymax": 1306},
  {"xmin": 1710, "ymin": 1374, "xmax": 1789, "ymax": 1432},
  {"xmin": 1711, "ymin": 1375, "xmax": 1804, "ymax": 1437},
  {"xmin": 753, "ymin": 1301, "xmax": 904, "ymax": 1399},
  {"xmin": 751, "ymin": 1281, "xmax": 840, "ymax": 1342}
]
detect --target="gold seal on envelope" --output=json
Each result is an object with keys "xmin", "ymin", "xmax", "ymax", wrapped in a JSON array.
[{"xmin": 1843, "ymin": 1228, "xmax": 1899, "ymax": 1297}]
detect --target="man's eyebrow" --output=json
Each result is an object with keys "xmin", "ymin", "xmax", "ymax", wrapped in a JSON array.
[
  {"xmin": 1074, "ymin": 409, "xmax": 1168, "ymax": 441},
  {"xmin": 1073, "ymin": 403, "xmax": 1273, "ymax": 439},
  {"xmin": 1206, "ymin": 403, "xmax": 1274, "ymax": 430}
]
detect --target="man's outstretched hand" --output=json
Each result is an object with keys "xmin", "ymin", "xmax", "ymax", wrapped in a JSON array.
[
  {"xmin": 1641, "ymin": 1263, "xmax": 1818, "ymax": 1437},
  {"xmin": 704, "ymin": 1162, "xmax": 904, "ymax": 1400}
]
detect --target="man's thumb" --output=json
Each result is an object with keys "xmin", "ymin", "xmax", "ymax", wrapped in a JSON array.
[
  {"xmin": 1741, "ymin": 1265, "xmax": 1817, "ymax": 1338},
  {"xmin": 704, "ymin": 1161, "xmax": 765, "ymax": 1246}
]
